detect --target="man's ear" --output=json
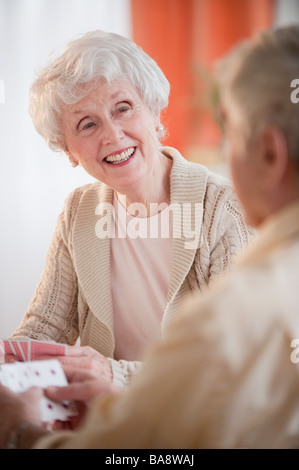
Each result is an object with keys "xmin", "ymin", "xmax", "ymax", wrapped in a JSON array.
[{"xmin": 260, "ymin": 125, "xmax": 289, "ymax": 190}]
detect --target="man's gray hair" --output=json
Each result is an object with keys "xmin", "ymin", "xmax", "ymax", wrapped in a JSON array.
[{"xmin": 216, "ymin": 25, "xmax": 299, "ymax": 171}]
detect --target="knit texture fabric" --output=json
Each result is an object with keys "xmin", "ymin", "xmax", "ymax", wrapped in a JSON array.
[{"xmin": 12, "ymin": 147, "xmax": 253, "ymax": 387}]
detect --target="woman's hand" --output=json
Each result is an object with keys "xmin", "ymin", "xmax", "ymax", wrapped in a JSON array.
[
  {"xmin": 0, "ymin": 385, "xmax": 43, "ymax": 448},
  {"xmin": 46, "ymin": 367, "xmax": 120, "ymax": 429},
  {"xmin": 37, "ymin": 345, "xmax": 113, "ymax": 383}
]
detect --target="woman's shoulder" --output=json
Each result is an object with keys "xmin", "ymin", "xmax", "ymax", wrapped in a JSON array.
[
  {"xmin": 206, "ymin": 168, "xmax": 232, "ymax": 189},
  {"xmin": 60, "ymin": 181, "xmax": 113, "ymax": 229},
  {"xmin": 205, "ymin": 168, "xmax": 239, "ymax": 208},
  {"xmin": 64, "ymin": 180, "xmax": 112, "ymax": 207},
  {"xmin": 202, "ymin": 170, "xmax": 253, "ymax": 245},
  {"xmin": 164, "ymin": 146, "xmax": 232, "ymax": 190}
]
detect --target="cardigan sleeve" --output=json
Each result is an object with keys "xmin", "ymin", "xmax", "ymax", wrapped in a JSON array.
[
  {"xmin": 189, "ymin": 179, "xmax": 254, "ymax": 291},
  {"xmin": 208, "ymin": 186, "xmax": 254, "ymax": 283},
  {"xmin": 109, "ymin": 358, "xmax": 143, "ymax": 388},
  {"xmin": 11, "ymin": 191, "xmax": 81, "ymax": 345}
]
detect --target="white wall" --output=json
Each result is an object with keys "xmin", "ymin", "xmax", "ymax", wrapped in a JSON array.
[
  {"xmin": 0, "ymin": 0, "xmax": 132, "ymax": 338},
  {"xmin": 275, "ymin": 0, "xmax": 299, "ymax": 25}
]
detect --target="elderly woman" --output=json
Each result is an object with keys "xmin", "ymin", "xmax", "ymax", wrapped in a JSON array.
[{"xmin": 11, "ymin": 30, "xmax": 251, "ymax": 387}]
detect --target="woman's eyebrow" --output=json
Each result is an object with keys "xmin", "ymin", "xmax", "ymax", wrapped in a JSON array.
[{"xmin": 69, "ymin": 89, "xmax": 132, "ymax": 118}]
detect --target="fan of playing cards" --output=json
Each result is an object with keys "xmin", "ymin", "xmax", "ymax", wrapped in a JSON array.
[
  {"xmin": 0, "ymin": 338, "xmax": 69, "ymax": 362},
  {"xmin": 0, "ymin": 339, "xmax": 77, "ymax": 422}
]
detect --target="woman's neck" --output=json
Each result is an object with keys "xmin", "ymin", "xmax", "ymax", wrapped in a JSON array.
[{"xmin": 117, "ymin": 152, "xmax": 173, "ymax": 217}]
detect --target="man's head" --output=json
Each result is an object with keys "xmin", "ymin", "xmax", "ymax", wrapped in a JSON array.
[{"xmin": 217, "ymin": 25, "xmax": 299, "ymax": 227}]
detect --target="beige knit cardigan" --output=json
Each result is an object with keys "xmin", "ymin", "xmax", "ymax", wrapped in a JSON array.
[{"xmin": 13, "ymin": 147, "xmax": 252, "ymax": 387}]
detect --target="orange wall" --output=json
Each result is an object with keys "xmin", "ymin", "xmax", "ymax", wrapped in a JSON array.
[{"xmin": 131, "ymin": 0, "xmax": 273, "ymax": 159}]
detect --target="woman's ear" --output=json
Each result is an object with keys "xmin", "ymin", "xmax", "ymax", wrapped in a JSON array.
[{"xmin": 65, "ymin": 150, "xmax": 78, "ymax": 168}]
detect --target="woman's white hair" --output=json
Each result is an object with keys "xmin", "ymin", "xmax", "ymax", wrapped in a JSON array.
[
  {"xmin": 29, "ymin": 30, "xmax": 170, "ymax": 151},
  {"xmin": 216, "ymin": 25, "xmax": 299, "ymax": 172}
]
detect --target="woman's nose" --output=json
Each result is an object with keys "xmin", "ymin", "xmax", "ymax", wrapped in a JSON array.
[{"xmin": 101, "ymin": 119, "xmax": 124, "ymax": 145}]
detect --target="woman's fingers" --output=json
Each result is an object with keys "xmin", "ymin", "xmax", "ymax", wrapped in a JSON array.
[
  {"xmin": 46, "ymin": 380, "xmax": 116, "ymax": 403},
  {"xmin": 34, "ymin": 346, "xmax": 113, "ymax": 382}
]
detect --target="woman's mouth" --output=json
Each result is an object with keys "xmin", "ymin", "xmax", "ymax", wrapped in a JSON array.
[{"xmin": 104, "ymin": 147, "xmax": 136, "ymax": 165}]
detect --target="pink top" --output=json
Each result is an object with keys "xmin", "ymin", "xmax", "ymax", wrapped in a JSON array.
[{"xmin": 111, "ymin": 196, "xmax": 172, "ymax": 361}]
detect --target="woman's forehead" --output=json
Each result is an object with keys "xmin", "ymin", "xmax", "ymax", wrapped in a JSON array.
[{"xmin": 65, "ymin": 79, "xmax": 140, "ymax": 111}]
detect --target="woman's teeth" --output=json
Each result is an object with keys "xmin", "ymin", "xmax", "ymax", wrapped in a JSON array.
[{"xmin": 105, "ymin": 147, "xmax": 135, "ymax": 164}]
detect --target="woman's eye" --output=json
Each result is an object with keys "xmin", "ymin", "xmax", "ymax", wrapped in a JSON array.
[
  {"xmin": 117, "ymin": 106, "xmax": 129, "ymax": 114},
  {"xmin": 78, "ymin": 120, "xmax": 95, "ymax": 132},
  {"xmin": 83, "ymin": 122, "xmax": 95, "ymax": 130},
  {"xmin": 115, "ymin": 102, "xmax": 132, "ymax": 116}
]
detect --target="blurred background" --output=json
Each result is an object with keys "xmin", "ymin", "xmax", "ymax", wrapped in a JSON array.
[{"xmin": 0, "ymin": 0, "xmax": 298, "ymax": 338}]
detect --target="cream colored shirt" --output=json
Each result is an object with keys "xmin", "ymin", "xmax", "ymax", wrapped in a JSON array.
[
  {"xmin": 112, "ymin": 197, "xmax": 172, "ymax": 361},
  {"xmin": 35, "ymin": 200, "xmax": 299, "ymax": 449}
]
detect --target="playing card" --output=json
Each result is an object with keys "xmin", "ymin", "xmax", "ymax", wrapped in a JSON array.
[
  {"xmin": 0, "ymin": 341, "xmax": 4, "ymax": 364},
  {"xmin": 29, "ymin": 340, "xmax": 68, "ymax": 361},
  {"xmin": 0, "ymin": 339, "xmax": 68, "ymax": 362},
  {"xmin": 0, "ymin": 359, "xmax": 77, "ymax": 422},
  {"xmin": 5, "ymin": 340, "xmax": 28, "ymax": 361}
]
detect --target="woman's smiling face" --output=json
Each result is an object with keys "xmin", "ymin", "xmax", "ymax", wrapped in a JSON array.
[{"xmin": 62, "ymin": 79, "xmax": 161, "ymax": 194}]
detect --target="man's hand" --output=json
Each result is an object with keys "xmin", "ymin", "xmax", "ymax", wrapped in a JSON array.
[
  {"xmin": 45, "ymin": 368, "xmax": 120, "ymax": 429},
  {"xmin": 0, "ymin": 385, "xmax": 43, "ymax": 448}
]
